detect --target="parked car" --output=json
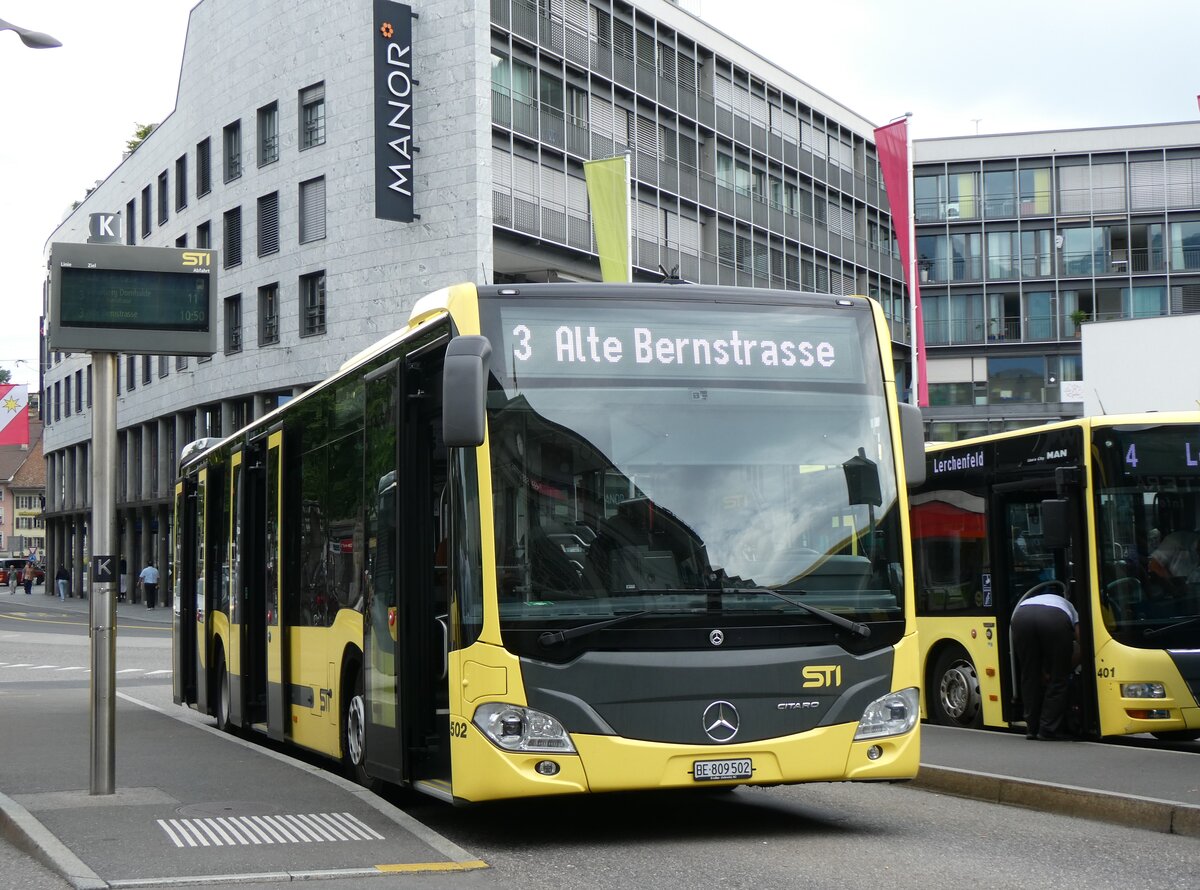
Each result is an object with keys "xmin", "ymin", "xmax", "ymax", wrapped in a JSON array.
[{"xmin": 0, "ymin": 558, "xmax": 45, "ymax": 586}]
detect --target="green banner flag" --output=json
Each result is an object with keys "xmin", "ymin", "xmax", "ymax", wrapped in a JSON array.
[{"xmin": 584, "ymin": 155, "xmax": 630, "ymax": 283}]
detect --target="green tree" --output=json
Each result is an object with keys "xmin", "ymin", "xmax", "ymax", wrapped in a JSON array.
[
  {"xmin": 0, "ymin": 368, "xmax": 10, "ymax": 384},
  {"xmin": 126, "ymin": 122, "xmax": 157, "ymax": 154}
]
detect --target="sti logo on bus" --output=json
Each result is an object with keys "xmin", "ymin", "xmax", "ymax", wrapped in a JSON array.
[
  {"xmin": 181, "ymin": 251, "xmax": 212, "ymax": 268},
  {"xmin": 802, "ymin": 665, "xmax": 843, "ymax": 688}
]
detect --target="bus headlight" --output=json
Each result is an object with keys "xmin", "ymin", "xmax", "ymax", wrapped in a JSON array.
[
  {"xmin": 472, "ymin": 703, "xmax": 577, "ymax": 753},
  {"xmin": 1120, "ymin": 682, "xmax": 1166, "ymax": 699},
  {"xmin": 854, "ymin": 688, "xmax": 920, "ymax": 741}
]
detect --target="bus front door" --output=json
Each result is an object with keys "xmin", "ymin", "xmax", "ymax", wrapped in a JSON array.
[
  {"xmin": 363, "ymin": 360, "xmax": 404, "ymax": 784},
  {"xmin": 265, "ymin": 431, "xmax": 288, "ymax": 741},
  {"xmin": 991, "ymin": 482, "xmax": 1096, "ymax": 735}
]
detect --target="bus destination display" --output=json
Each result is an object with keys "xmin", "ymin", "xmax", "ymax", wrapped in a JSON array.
[{"xmin": 499, "ymin": 305, "xmax": 866, "ymax": 385}]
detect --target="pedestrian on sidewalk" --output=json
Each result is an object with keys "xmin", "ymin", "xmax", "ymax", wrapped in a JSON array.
[
  {"xmin": 119, "ymin": 558, "xmax": 128, "ymax": 603},
  {"xmin": 55, "ymin": 565, "xmax": 70, "ymax": 601},
  {"xmin": 138, "ymin": 560, "xmax": 160, "ymax": 609},
  {"xmin": 22, "ymin": 561, "xmax": 35, "ymax": 595}
]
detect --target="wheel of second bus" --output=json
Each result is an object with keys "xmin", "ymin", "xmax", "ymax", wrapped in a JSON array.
[{"xmin": 931, "ymin": 648, "xmax": 982, "ymax": 728}]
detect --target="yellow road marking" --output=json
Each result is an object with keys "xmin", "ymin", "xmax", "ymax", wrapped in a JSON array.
[
  {"xmin": 0, "ymin": 612, "xmax": 167, "ymax": 632},
  {"xmin": 375, "ymin": 860, "xmax": 488, "ymax": 873}
]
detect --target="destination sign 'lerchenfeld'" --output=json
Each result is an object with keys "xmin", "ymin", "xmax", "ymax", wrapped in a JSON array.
[{"xmin": 374, "ymin": 0, "xmax": 415, "ymax": 222}]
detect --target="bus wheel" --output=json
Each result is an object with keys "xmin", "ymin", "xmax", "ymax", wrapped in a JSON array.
[
  {"xmin": 931, "ymin": 649, "xmax": 982, "ymax": 728},
  {"xmin": 1151, "ymin": 730, "xmax": 1200, "ymax": 742},
  {"xmin": 342, "ymin": 668, "xmax": 372, "ymax": 787},
  {"xmin": 215, "ymin": 656, "xmax": 233, "ymax": 734}
]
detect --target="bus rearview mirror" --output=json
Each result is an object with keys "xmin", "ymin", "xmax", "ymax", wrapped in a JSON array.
[
  {"xmin": 899, "ymin": 403, "xmax": 926, "ymax": 489},
  {"xmin": 443, "ymin": 335, "xmax": 492, "ymax": 448},
  {"xmin": 1041, "ymin": 499, "xmax": 1071, "ymax": 550}
]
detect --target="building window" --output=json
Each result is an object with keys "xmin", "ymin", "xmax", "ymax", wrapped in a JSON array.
[
  {"xmin": 63, "ymin": 376, "xmax": 71, "ymax": 417},
  {"xmin": 157, "ymin": 171, "xmax": 169, "ymax": 225},
  {"xmin": 158, "ymin": 356, "xmax": 169, "ymax": 378},
  {"xmin": 259, "ymin": 283, "xmax": 280, "ymax": 346},
  {"xmin": 300, "ymin": 271, "xmax": 326, "ymax": 337},
  {"xmin": 142, "ymin": 354, "xmax": 152, "ymax": 385},
  {"xmin": 223, "ymin": 207, "xmax": 242, "ymax": 268},
  {"xmin": 126, "ymin": 356, "xmax": 137, "ymax": 391},
  {"xmin": 225, "ymin": 295, "xmax": 243, "ymax": 354},
  {"xmin": 75, "ymin": 369, "xmax": 83, "ymax": 412},
  {"xmin": 300, "ymin": 82, "xmax": 325, "ymax": 149},
  {"xmin": 86, "ymin": 365, "xmax": 92, "ymax": 407},
  {"xmin": 175, "ymin": 154, "xmax": 188, "ymax": 211},
  {"xmin": 54, "ymin": 381, "xmax": 60, "ymax": 421},
  {"xmin": 197, "ymin": 220, "xmax": 211, "ymax": 248},
  {"xmin": 223, "ymin": 120, "xmax": 242, "ymax": 182},
  {"xmin": 299, "ymin": 176, "xmax": 326, "ymax": 243},
  {"xmin": 197, "ymin": 138, "xmax": 212, "ymax": 196},
  {"xmin": 125, "ymin": 199, "xmax": 136, "ymax": 245},
  {"xmin": 141, "ymin": 185, "xmax": 152, "ymax": 237},
  {"xmin": 176, "ymin": 234, "xmax": 188, "ymax": 248},
  {"xmin": 258, "ymin": 101, "xmax": 279, "ymax": 166},
  {"xmin": 176, "ymin": 355, "xmax": 189, "ymax": 371},
  {"xmin": 257, "ymin": 191, "xmax": 280, "ymax": 256}
]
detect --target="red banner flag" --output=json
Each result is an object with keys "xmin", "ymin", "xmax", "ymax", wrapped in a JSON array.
[
  {"xmin": 0, "ymin": 384, "xmax": 30, "ymax": 446},
  {"xmin": 873, "ymin": 118, "xmax": 928, "ymax": 407}
]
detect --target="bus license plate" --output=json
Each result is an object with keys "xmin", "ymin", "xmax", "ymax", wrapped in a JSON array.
[{"xmin": 692, "ymin": 758, "xmax": 752, "ymax": 781}]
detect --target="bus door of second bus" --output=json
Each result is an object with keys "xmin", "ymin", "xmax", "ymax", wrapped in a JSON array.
[{"xmin": 990, "ymin": 478, "xmax": 1096, "ymax": 734}]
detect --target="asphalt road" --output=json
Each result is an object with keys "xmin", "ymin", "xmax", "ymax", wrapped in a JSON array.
[{"xmin": 3, "ymin": 592, "xmax": 1198, "ymax": 890}]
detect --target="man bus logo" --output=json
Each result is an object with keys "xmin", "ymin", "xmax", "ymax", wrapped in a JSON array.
[
  {"xmin": 181, "ymin": 251, "xmax": 212, "ymax": 267},
  {"xmin": 802, "ymin": 665, "xmax": 843, "ymax": 688}
]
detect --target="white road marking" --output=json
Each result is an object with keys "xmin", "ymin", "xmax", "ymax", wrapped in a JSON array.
[{"xmin": 158, "ymin": 812, "xmax": 381, "ymax": 848}]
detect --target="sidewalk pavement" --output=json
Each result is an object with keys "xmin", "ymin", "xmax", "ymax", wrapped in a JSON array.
[{"xmin": 5, "ymin": 582, "xmax": 173, "ymax": 626}]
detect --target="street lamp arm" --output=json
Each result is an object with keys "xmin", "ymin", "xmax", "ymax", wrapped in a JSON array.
[{"xmin": 0, "ymin": 16, "xmax": 62, "ymax": 49}]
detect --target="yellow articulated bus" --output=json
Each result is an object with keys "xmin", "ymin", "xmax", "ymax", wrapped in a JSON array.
[
  {"xmin": 912, "ymin": 415, "xmax": 1200, "ymax": 740},
  {"xmin": 173, "ymin": 282, "xmax": 927, "ymax": 803}
]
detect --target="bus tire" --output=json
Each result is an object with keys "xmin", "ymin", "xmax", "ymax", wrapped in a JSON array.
[
  {"xmin": 341, "ymin": 666, "xmax": 373, "ymax": 788},
  {"xmin": 214, "ymin": 652, "xmax": 233, "ymax": 734},
  {"xmin": 930, "ymin": 648, "xmax": 982, "ymax": 728}
]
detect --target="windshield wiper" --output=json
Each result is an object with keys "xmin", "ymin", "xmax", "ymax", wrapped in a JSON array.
[
  {"xmin": 721, "ymin": 586, "xmax": 871, "ymax": 638},
  {"xmin": 538, "ymin": 610, "xmax": 655, "ymax": 647}
]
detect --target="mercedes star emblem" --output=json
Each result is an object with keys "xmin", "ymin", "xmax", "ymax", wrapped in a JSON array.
[
  {"xmin": 709, "ymin": 629, "xmax": 724, "ymax": 646},
  {"xmin": 702, "ymin": 700, "xmax": 740, "ymax": 742}
]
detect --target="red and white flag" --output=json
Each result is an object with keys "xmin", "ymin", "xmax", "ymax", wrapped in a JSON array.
[{"xmin": 0, "ymin": 385, "xmax": 30, "ymax": 446}]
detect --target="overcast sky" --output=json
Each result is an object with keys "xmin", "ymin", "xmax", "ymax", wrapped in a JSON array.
[{"xmin": 2, "ymin": 0, "xmax": 1197, "ymax": 385}]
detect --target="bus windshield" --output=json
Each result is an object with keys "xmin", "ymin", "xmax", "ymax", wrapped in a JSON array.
[
  {"xmin": 1093, "ymin": 425, "xmax": 1200, "ymax": 650},
  {"xmin": 480, "ymin": 296, "xmax": 905, "ymax": 638}
]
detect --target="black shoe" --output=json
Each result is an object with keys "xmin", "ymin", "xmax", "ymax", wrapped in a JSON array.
[
  {"xmin": 1025, "ymin": 732, "xmax": 1039, "ymax": 740},
  {"xmin": 1037, "ymin": 731, "xmax": 1075, "ymax": 741}
]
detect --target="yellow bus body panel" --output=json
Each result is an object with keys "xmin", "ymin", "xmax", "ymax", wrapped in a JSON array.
[
  {"xmin": 1093, "ymin": 636, "xmax": 1200, "ymax": 736},
  {"xmin": 287, "ymin": 609, "xmax": 363, "ymax": 757},
  {"xmin": 917, "ymin": 615, "xmax": 1008, "ymax": 727},
  {"xmin": 446, "ymin": 634, "xmax": 920, "ymax": 803}
]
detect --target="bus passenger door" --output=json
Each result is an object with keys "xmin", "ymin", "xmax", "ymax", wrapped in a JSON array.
[
  {"xmin": 991, "ymin": 483, "xmax": 1095, "ymax": 734},
  {"xmin": 173, "ymin": 479, "xmax": 198, "ymax": 706},
  {"xmin": 363, "ymin": 360, "xmax": 404, "ymax": 784},
  {"xmin": 400, "ymin": 343, "xmax": 450, "ymax": 785},
  {"xmin": 193, "ymin": 468, "xmax": 210, "ymax": 716},
  {"xmin": 228, "ymin": 451, "xmax": 245, "ymax": 728},
  {"xmin": 241, "ymin": 439, "xmax": 268, "ymax": 726},
  {"xmin": 265, "ymin": 431, "xmax": 289, "ymax": 741}
]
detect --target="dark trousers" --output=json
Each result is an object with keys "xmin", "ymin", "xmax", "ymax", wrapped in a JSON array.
[
  {"xmin": 144, "ymin": 583, "xmax": 158, "ymax": 608},
  {"xmin": 1012, "ymin": 604, "xmax": 1075, "ymax": 736}
]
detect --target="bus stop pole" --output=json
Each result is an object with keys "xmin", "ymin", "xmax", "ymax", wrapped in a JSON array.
[{"xmin": 90, "ymin": 351, "xmax": 118, "ymax": 795}]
